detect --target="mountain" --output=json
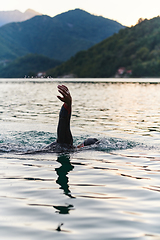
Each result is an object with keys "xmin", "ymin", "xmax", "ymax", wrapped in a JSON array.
[
  {"xmin": 0, "ymin": 9, "xmax": 124, "ymax": 62},
  {"xmin": 46, "ymin": 17, "xmax": 160, "ymax": 78},
  {"xmin": 0, "ymin": 9, "xmax": 42, "ymax": 27},
  {"xmin": 0, "ymin": 54, "xmax": 61, "ymax": 78}
]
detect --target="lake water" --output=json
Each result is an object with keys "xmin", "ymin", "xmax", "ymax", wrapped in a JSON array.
[{"xmin": 0, "ymin": 79, "xmax": 160, "ymax": 240}]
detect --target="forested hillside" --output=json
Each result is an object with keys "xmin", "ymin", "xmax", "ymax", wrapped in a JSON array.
[
  {"xmin": 0, "ymin": 54, "xmax": 61, "ymax": 78},
  {"xmin": 46, "ymin": 17, "xmax": 160, "ymax": 78},
  {"xmin": 0, "ymin": 9, "xmax": 124, "ymax": 62}
]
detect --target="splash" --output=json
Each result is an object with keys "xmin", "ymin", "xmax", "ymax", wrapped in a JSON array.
[
  {"xmin": 0, "ymin": 131, "xmax": 56, "ymax": 153},
  {"xmin": 0, "ymin": 131, "xmax": 142, "ymax": 153},
  {"xmin": 77, "ymin": 137, "xmax": 139, "ymax": 152}
]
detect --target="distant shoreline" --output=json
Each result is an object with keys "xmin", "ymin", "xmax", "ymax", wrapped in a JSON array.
[{"xmin": 0, "ymin": 78, "xmax": 160, "ymax": 84}]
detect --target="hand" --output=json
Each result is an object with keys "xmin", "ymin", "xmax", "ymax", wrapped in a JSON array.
[{"xmin": 57, "ymin": 85, "xmax": 72, "ymax": 106}]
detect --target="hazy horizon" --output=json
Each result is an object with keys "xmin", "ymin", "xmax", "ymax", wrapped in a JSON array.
[{"xmin": 0, "ymin": 0, "xmax": 160, "ymax": 27}]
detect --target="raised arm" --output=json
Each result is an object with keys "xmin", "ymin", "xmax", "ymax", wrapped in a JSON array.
[{"xmin": 56, "ymin": 85, "xmax": 73, "ymax": 146}]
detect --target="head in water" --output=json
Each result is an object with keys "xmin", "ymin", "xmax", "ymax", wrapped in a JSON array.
[
  {"xmin": 83, "ymin": 138, "xmax": 98, "ymax": 146},
  {"xmin": 77, "ymin": 138, "xmax": 98, "ymax": 148}
]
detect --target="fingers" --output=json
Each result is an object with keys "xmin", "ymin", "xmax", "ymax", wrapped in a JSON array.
[
  {"xmin": 57, "ymin": 85, "xmax": 72, "ymax": 106},
  {"xmin": 58, "ymin": 85, "xmax": 69, "ymax": 94},
  {"xmin": 60, "ymin": 85, "xmax": 68, "ymax": 91},
  {"xmin": 57, "ymin": 85, "xmax": 70, "ymax": 97},
  {"xmin": 57, "ymin": 95, "xmax": 63, "ymax": 101}
]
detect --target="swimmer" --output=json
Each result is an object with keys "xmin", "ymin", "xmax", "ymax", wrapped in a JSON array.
[{"xmin": 45, "ymin": 85, "xmax": 98, "ymax": 151}]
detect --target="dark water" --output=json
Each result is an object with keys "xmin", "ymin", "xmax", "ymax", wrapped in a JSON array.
[{"xmin": 0, "ymin": 80, "xmax": 160, "ymax": 239}]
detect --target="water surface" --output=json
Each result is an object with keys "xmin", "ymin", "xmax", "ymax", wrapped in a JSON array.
[{"xmin": 0, "ymin": 80, "xmax": 160, "ymax": 239}]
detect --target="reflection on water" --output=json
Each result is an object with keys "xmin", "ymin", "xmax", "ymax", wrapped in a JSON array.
[
  {"xmin": 54, "ymin": 154, "xmax": 75, "ymax": 216},
  {"xmin": 53, "ymin": 204, "xmax": 74, "ymax": 215},
  {"xmin": 55, "ymin": 154, "xmax": 75, "ymax": 199}
]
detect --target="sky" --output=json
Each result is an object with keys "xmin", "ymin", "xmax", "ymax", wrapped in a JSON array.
[{"xmin": 0, "ymin": 0, "xmax": 160, "ymax": 26}]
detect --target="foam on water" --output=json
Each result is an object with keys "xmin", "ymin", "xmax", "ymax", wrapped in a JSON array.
[{"xmin": 0, "ymin": 130, "xmax": 145, "ymax": 153}]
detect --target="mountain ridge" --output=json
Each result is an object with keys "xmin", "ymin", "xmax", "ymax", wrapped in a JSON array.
[
  {"xmin": 0, "ymin": 8, "xmax": 124, "ymax": 62},
  {"xmin": 46, "ymin": 16, "xmax": 160, "ymax": 78},
  {"xmin": 0, "ymin": 9, "xmax": 42, "ymax": 27}
]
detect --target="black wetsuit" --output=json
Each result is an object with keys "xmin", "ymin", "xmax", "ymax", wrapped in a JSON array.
[
  {"xmin": 56, "ymin": 103, "xmax": 98, "ymax": 147},
  {"xmin": 45, "ymin": 103, "xmax": 98, "ymax": 151},
  {"xmin": 26, "ymin": 102, "xmax": 98, "ymax": 153},
  {"xmin": 44, "ymin": 103, "xmax": 73, "ymax": 151},
  {"xmin": 57, "ymin": 103, "xmax": 73, "ymax": 146}
]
